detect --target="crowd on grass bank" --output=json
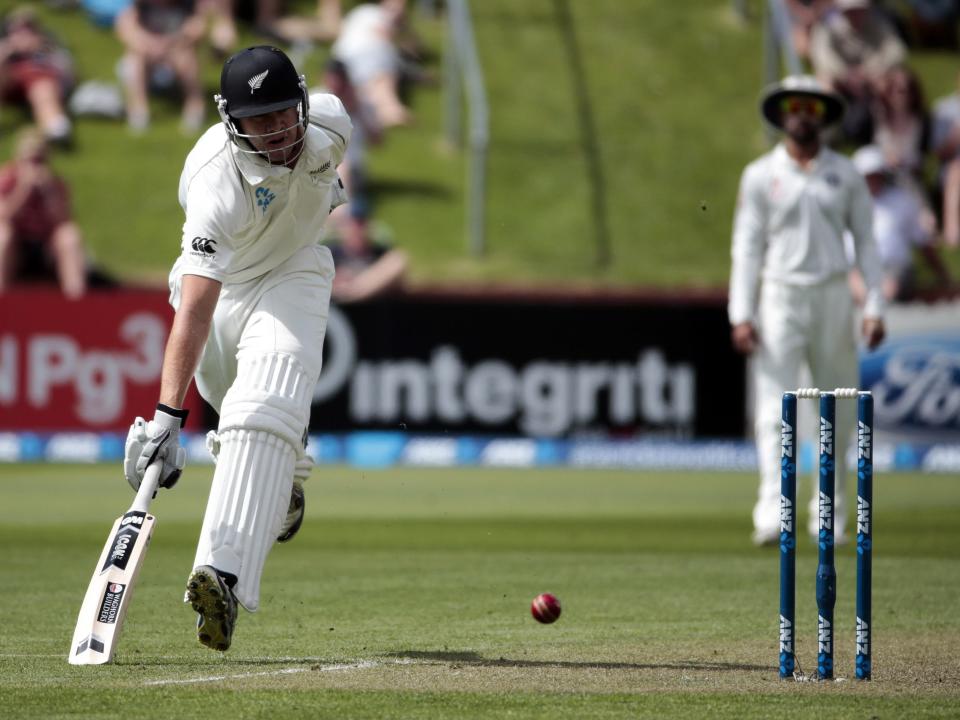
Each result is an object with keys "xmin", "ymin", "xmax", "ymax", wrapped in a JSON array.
[
  {"xmin": 0, "ymin": 1, "xmax": 958, "ymax": 302},
  {"xmin": 784, "ymin": 0, "xmax": 959, "ymax": 301},
  {"xmin": 0, "ymin": 0, "xmax": 423, "ymax": 299}
]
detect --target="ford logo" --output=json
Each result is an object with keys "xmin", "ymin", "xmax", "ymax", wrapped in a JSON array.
[{"xmin": 860, "ymin": 335, "xmax": 960, "ymax": 438}]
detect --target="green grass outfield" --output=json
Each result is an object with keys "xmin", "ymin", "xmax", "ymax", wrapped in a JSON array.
[{"xmin": 0, "ymin": 465, "xmax": 958, "ymax": 718}]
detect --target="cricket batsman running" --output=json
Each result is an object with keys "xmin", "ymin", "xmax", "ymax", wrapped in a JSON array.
[{"xmin": 122, "ymin": 46, "xmax": 351, "ymax": 651}]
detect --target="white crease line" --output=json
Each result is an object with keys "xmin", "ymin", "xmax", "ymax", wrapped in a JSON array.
[{"xmin": 144, "ymin": 659, "xmax": 398, "ymax": 686}]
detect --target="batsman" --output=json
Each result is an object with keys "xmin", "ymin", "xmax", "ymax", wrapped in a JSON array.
[{"xmin": 122, "ymin": 46, "xmax": 351, "ymax": 651}]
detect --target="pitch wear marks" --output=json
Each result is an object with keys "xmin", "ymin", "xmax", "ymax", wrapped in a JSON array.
[{"xmin": 97, "ymin": 583, "xmax": 126, "ymax": 624}]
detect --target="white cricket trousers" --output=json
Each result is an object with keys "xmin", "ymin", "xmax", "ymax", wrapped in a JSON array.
[
  {"xmin": 189, "ymin": 244, "xmax": 334, "ymax": 610},
  {"xmin": 752, "ymin": 275, "xmax": 858, "ymax": 539}
]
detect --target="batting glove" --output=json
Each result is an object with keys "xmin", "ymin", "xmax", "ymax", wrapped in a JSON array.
[{"xmin": 124, "ymin": 404, "xmax": 189, "ymax": 491}]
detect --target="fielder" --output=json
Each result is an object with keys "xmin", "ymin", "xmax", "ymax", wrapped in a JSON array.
[
  {"xmin": 123, "ymin": 45, "xmax": 351, "ymax": 650},
  {"xmin": 729, "ymin": 75, "xmax": 885, "ymax": 547}
]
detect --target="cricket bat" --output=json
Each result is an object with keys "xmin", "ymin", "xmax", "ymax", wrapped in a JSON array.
[{"xmin": 68, "ymin": 463, "xmax": 162, "ymax": 665}]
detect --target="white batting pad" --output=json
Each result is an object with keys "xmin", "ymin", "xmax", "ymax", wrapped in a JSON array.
[
  {"xmin": 193, "ymin": 428, "xmax": 294, "ymax": 611},
  {"xmin": 193, "ymin": 351, "xmax": 315, "ymax": 612},
  {"xmin": 219, "ymin": 352, "xmax": 316, "ymax": 449}
]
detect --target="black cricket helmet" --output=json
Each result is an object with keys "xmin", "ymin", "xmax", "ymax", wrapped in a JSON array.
[{"xmin": 215, "ymin": 46, "xmax": 309, "ymax": 163}]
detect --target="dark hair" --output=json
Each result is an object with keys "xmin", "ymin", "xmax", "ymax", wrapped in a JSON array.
[{"xmin": 876, "ymin": 65, "xmax": 928, "ymax": 121}]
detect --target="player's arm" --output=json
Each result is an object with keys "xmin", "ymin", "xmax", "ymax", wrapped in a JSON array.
[
  {"xmin": 334, "ymin": 247, "xmax": 408, "ymax": 303},
  {"xmin": 122, "ymin": 274, "xmax": 221, "ymax": 491},
  {"xmin": 728, "ymin": 163, "xmax": 767, "ymax": 354},
  {"xmin": 847, "ymin": 176, "xmax": 885, "ymax": 349},
  {"xmin": 159, "ymin": 273, "xmax": 221, "ymax": 408}
]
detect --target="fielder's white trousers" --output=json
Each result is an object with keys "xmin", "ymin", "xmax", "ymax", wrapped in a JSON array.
[{"xmin": 752, "ymin": 276, "xmax": 857, "ymax": 539}]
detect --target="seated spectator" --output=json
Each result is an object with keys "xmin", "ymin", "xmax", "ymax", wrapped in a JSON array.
[
  {"xmin": 332, "ymin": 0, "xmax": 415, "ymax": 128},
  {"xmin": 318, "ymin": 58, "xmax": 382, "ymax": 208},
  {"xmin": 0, "ymin": 6, "xmax": 74, "ymax": 147},
  {"xmin": 326, "ymin": 200, "xmax": 407, "ymax": 303},
  {"xmin": 809, "ymin": 0, "xmax": 907, "ymax": 145},
  {"xmin": 114, "ymin": 0, "xmax": 206, "ymax": 133},
  {"xmin": 264, "ymin": 0, "xmax": 343, "ymax": 43},
  {"xmin": 198, "ymin": 0, "xmax": 236, "ymax": 56},
  {"xmin": 886, "ymin": 0, "xmax": 959, "ymax": 49},
  {"xmin": 0, "ymin": 129, "xmax": 88, "ymax": 298},
  {"xmin": 848, "ymin": 145, "xmax": 953, "ymax": 301},
  {"xmin": 940, "ymin": 155, "xmax": 960, "ymax": 246},
  {"xmin": 82, "ymin": 0, "xmax": 134, "ymax": 29},
  {"xmin": 872, "ymin": 65, "xmax": 930, "ymax": 195},
  {"xmin": 785, "ymin": 0, "xmax": 835, "ymax": 61},
  {"xmin": 931, "ymin": 69, "xmax": 960, "ymax": 189}
]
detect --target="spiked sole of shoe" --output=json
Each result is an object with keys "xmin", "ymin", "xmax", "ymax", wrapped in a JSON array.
[{"xmin": 185, "ymin": 568, "xmax": 235, "ymax": 652}]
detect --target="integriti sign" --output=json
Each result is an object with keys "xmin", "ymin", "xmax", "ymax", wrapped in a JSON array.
[{"xmin": 309, "ymin": 294, "xmax": 744, "ymax": 439}]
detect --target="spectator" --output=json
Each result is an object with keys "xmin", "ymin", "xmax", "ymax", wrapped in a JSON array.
[
  {"xmin": 871, "ymin": 64, "xmax": 931, "ymax": 198},
  {"xmin": 729, "ymin": 75, "xmax": 886, "ymax": 546},
  {"xmin": 81, "ymin": 0, "xmax": 134, "ymax": 29},
  {"xmin": 0, "ymin": 128, "xmax": 87, "ymax": 298},
  {"xmin": 809, "ymin": 0, "xmax": 907, "ymax": 145},
  {"xmin": 849, "ymin": 145, "xmax": 952, "ymax": 300},
  {"xmin": 198, "ymin": 0, "xmax": 236, "ymax": 56},
  {"xmin": 327, "ymin": 200, "xmax": 407, "ymax": 303},
  {"xmin": 940, "ymin": 155, "xmax": 960, "ymax": 246},
  {"xmin": 263, "ymin": 0, "xmax": 343, "ymax": 43},
  {"xmin": 0, "ymin": 5, "xmax": 74, "ymax": 147},
  {"xmin": 886, "ymin": 0, "xmax": 959, "ymax": 49},
  {"xmin": 785, "ymin": 0, "xmax": 835, "ymax": 61},
  {"xmin": 931, "ymin": 69, "xmax": 960, "ymax": 184},
  {"xmin": 332, "ymin": 0, "xmax": 415, "ymax": 128},
  {"xmin": 318, "ymin": 58, "xmax": 382, "ymax": 207},
  {"xmin": 115, "ymin": 0, "xmax": 206, "ymax": 133}
]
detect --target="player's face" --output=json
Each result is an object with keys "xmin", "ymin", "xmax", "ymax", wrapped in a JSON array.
[
  {"xmin": 238, "ymin": 107, "xmax": 304, "ymax": 167},
  {"xmin": 779, "ymin": 95, "xmax": 823, "ymax": 146}
]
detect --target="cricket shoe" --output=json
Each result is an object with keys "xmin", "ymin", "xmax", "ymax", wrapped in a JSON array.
[
  {"xmin": 277, "ymin": 480, "xmax": 305, "ymax": 543},
  {"xmin": 751, "ymin": 528, "xmax": 780, "ymax": 547},
  {"xmin": 185, "ymin": 566, "xmax": 237, "ymax": 652}
]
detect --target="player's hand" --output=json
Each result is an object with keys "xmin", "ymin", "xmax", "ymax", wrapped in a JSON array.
[
  {"xmin": 731, "ymin": 322, "xmax": 759, "ymax": 355},
  {"xmin": 862, "ymin": 317, "xmax": 885, "ymax": 351},
  {"xmin": 123, "ymin": 405, "xmax": 189, "ymax": 491}
]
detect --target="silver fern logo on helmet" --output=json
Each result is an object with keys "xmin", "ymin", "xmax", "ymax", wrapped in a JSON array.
[{"xmin": 248, "ymin": 70, "xmax": 269, "ymax": 93}]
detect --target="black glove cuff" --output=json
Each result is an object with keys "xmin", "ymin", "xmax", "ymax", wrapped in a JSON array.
[{"xmin": 156, "ymin": 403, "xmax": 190, "ymax": 428}]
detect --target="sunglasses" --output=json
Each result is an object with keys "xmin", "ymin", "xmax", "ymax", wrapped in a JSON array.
[{"xmin": 779, "ymin": 96, "xmax": 826, "ymax": 118}]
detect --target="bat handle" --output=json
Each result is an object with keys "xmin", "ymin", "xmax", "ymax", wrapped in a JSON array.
[{"xmin": 131, "ymin": 463, "xmax": 163, "ymax": 514}]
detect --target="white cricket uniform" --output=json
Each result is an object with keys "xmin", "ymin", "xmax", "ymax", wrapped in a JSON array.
[
  {"xmin": 729, "ymin": 143, "xmax": 885, "ymax": 539},
  {"xmin": 170, "ymin": 93, "xmax": 352, "ymax": 610}
]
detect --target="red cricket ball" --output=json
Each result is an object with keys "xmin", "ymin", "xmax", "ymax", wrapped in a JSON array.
[{"xmin": 531, "ymin": 592, "xmax": 562, "ymax": 624}]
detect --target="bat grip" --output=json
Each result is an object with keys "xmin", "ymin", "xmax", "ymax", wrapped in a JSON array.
[{"xmin": 131, "ymin": 462, "xmax": 163, "ymax": 514}]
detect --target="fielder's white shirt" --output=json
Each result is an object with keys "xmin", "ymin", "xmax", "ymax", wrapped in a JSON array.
[
  {"xmin": 169, "ymin": 93, "xmax": 352, "ymax": 298},
  {"xmin": 729, "ymin": 143, "xmax": 885, "ymax": 325}
]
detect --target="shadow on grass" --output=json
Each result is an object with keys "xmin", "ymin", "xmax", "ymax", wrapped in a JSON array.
[{"xmin": 386, "ymin": 650, "xmax": 767, "ymax": 673}]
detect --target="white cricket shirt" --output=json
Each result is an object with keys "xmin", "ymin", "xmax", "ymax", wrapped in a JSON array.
[
  {"xmin": 169, "ymin": 93, "xmax": 352, "ymax": 297},
  {"xmin": 729, "ymin": 143, "xmax": 885, "ymax": 325}
]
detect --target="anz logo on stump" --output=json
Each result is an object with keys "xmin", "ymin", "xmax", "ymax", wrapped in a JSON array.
[{"xmin": 860, "ymin": 335, "xmax": 960, "ymax": 440}]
